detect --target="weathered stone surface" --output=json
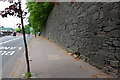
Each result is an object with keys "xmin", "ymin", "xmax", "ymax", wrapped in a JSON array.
[
  {"xmin": 42, "ymin": 2, "xmax": 119, "ymax": 76},
  {"xmin": 102, "ymin": 3, "xmax": 114, "ymax": 11},
  {"xmin": 110, "ymin": 60, "xmax": 119, "ymax": 67},
  {"xmin": 113, "ymin": 41, "xmax": 120, "ymax": 47},
  {"xmin": 104, "ymin": 66, "xmax": 118, "ymax": 75}
]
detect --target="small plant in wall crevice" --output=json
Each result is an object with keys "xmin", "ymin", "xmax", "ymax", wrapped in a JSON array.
[{"xmin": 66, "ymin": 48, "xmax": 73, "ymax": 53}]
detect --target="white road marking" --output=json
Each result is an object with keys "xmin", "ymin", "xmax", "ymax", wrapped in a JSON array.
[
  {"xmin": 3, "ymin": 47, "xmax": 11, "ymax": 50},
  {"xmin": 0, "ymin": 51, "xmax": 15, "ymax": 56},
  {"xmin": 10, "ymin": 47, "xmax": 16, "ymax": 50},
  {"xmin": 0, "ymin": 47, "xmax": 22, "ymax": 56},
  {"xmin": 0, "ymin": 47, "xmax": 22, "ymax": 50},
  {"xmin": 18, "ymin": 47, "xmax": 22, "ymax": 50},
  {"xmin": 0, "ymin": 51, "xmax": 7, "ymax": 55},
  {"xmin": 10, "ymin": 51, "xmax": 15, "ymax": 55},
  {"xmin": 5, "ymin": 52, "xmax": 9, "ymax": 55},
  {"xmin": 0, "ymin": 37, "xmax": 22, "ymax": 45}
]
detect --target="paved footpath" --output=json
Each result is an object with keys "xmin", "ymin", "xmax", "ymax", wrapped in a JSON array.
[{"xmin": 10, "ymin": 36, "xmax": 113, "ymax": 78}]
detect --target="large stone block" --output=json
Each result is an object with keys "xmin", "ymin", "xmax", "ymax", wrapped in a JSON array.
[
  {"xmin": 91, "ymin": 11, "xmax": 99, "ymax": 20},
  {"xmin": 109, "ymin": 9, "xmax": 118, "ymax": 20},
  {"xmin": 106, "ymin": 30, "xmax": 120, "ymax": 38},
  {"xmin": 105, "ymin": 66, "xmax": 118, "ymax": 75},
  {"xmin": 110, "ymin": 60, "xmax": 119, "ymax": 68},
  {"xmin": 113, "ymin": 41, "xmax": 120, "ymax": 47},
  {"xmin": 102, "ymin": 3, "xmax": 114, "ymax": 11}
]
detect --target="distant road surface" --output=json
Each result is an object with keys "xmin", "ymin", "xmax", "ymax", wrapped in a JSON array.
[{"xmin": 0, "ymin": 35, "xmax": 32, "ymax": 78}]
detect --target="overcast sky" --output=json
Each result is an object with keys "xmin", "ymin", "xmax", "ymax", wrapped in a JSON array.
[{"xmin": 0, "ymin": 1, "xmax": 28, "ymax": 29}]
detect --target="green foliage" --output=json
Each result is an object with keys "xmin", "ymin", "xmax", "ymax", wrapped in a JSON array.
[
  {"xmin": 26, "ymin": 2, "xmax": 54, "ymax": 33},
  {"xmin": 66, "ymin": 48, "xmax": 73, "ymax": 53},
  {"xmin": 24, "ymin": 25, "xmax": 31, "ymax": 34},
  {"xmin": 24, "ymin": 72, "xmax": 31, "ymax": 78},
  {"xmin": 15, "ymin": 28, "xmax": 22, "ymax": 33}
]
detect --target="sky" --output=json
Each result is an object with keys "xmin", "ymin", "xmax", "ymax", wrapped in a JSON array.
[{"xmin": 0, "ymin": 0, "xmax": 28, "ymax": 29}]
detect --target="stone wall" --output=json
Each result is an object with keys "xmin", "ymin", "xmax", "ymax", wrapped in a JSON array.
[{"xmin": 42, "ymin": 2, "xmax": 120, "ymax": 77}]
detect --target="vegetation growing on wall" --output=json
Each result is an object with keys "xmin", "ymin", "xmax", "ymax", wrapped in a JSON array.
[{"xmin": 26, "ymin": 2, "xmax": 54, "ymax": 33}]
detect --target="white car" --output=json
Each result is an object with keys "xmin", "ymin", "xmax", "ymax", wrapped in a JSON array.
[{"xmin": 0, "ymin": 32, "xmax": 4, "ymax": 37}]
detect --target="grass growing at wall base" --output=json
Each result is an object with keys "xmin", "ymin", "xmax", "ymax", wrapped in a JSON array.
[{"xmin": 24, "ymin": 72, "xmax": 31, "ymax": 78}]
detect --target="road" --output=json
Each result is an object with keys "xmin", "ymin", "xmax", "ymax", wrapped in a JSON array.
[{"xmin": 0, "ymin": 35, "xmax": 32, "ymax": 78}]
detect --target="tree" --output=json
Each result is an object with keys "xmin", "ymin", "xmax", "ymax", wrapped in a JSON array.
[
  {"xmin": 24, "ymin": 25, "xmax": 31, "ymax": 34},
  {"xmin": 15, "ymin": 28, "xmax": 22, "ymax": 33},
  {"xmin": 0, "ymin": 1, "xmax": 31, "ymax": 76},
  {"xmin": 26, "ymin": 2, "xmax": 54, "ymax": 33}
]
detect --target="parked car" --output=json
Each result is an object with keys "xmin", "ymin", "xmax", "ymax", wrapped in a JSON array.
[
  {"xmin": 0, "ymin": 32, "xmax": 5, "ymax": 37},
  {"xmin": 12, "ymin": 32, "xmax": 16, "ymax": 36}
]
